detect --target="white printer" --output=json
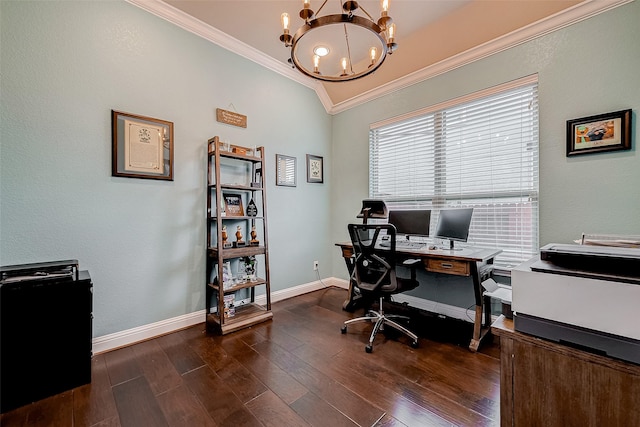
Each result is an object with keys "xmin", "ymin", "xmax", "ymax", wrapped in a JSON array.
[{"xmin": 512, "ymin": 244, "xmax": 640, "ymax": 364}]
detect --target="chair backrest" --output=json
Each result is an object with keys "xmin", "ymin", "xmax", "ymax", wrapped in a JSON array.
[{"xmin": 347, "ymin": 223, "xmax": 399, "ymax": 293}]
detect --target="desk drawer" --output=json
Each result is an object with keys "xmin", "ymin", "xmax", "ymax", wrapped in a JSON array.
[{"xmin": 425, "ymin": 259, "xmax": 470, "ymax": 276}]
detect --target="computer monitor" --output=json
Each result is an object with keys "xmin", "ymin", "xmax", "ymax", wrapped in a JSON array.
[
  {"xmin": 388, "ymin": 210, "xmax": 431, "ymax": 240},
  {"xmin": 434, "ymin": 208, "xmax": 473, "ymax": 250}
]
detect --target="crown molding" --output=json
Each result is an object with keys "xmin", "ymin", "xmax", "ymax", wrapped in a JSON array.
[
  {"xmin": 125, "ymin": 0, "xmax": 333, "ymax": 108},
  {"xmin": 328, "ymin": 0, "xmax": 633, "ymax": 114},
  {"xmin": 127, "ymin": 0, "xmax": 631, "ymax": 115}
]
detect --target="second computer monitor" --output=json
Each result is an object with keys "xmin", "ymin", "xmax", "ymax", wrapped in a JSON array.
[
  {"xmin": 434, "ymin": 208, "xmax": 473, "ymax": 250},
  {"xmin": 388, "ymin": 210, "xmax": 431, "ymax": 239}
]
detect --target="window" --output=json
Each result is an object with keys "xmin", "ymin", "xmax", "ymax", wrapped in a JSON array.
[{"xmin": 369, "ymin": 76, "xmax": 539, "ymax": 270}]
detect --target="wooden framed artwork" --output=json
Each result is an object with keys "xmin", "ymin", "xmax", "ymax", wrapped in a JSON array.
[
  {"xmin": 223, "ymin": 194, "xmax": 244, "ymax": 216},
  {"xmin": 566, "ymin": 109, "xmax": 632, "ymax": 156},
  {"xmin": 276, "ymin": 154, "xmax": 296, "ymax": 187},
  {"xmin": 112, "ymin": 110, "xmax": 174, "ymax": 180},
  {"xmin": 306, "ymin": 154, "xmax": 323, "ymax": 183}
]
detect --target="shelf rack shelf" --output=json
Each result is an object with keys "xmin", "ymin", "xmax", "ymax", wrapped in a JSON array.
[{"xmin": 205, "ymin": 136, "xmax": 272, "ymax": 334}]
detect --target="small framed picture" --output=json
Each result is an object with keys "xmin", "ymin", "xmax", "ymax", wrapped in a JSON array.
[
  {"xmin": 276, "ymin": 154, "xmax": 296, "ymax": 187},
  {"xmin": 566, "ymin": 109, "xmax": 632, "ymax": 156},
  {"xmin": 223, "ymin": 194, "xmax": 244, "ymax": 216},
  {"xmin": 112, "ymin": 110, "xmax": 174, "ymax": 180},
  {"xmin": 306, "ymin": 154, "xmax": 323, "ymax": 183}
]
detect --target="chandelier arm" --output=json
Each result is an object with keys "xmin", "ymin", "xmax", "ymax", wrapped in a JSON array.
[
  {"xmin": 316, "ymin": 0, "xmax": 330, "ymax": 16},
  {"xmin": 357, "ymin": 4, "xmax": 375, "ymax": 21}
]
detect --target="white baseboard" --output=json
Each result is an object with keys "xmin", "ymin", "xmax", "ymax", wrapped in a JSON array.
[
  {"xmin": 92, "ymin": 277, "xmax": 340, "ymax": 354},
  {"xmin": 92, "ymin": 276, "xmax": 486, "ymax": 354},
  {"xmin": 92, "ymin": 310, "xmax": 205, "ymax": 354}
]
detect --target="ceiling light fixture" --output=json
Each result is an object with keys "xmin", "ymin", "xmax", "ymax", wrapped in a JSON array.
[
  {"xmin": 280, "ymin": 0, "xmax": 398, "ymax": 82},
  {"xmin": 313, "ymin": 46, "xmax": 330, "ymax": 56}
]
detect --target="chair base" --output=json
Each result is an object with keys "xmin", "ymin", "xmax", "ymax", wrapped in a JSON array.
[{"xmin": 341, "ymin": 297, "xmax": 419, "ymax": 353}]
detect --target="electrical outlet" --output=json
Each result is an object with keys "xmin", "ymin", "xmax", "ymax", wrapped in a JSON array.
[{"xmin": 313, "ymin": 261, "xmax": 319, "ymax": 271}]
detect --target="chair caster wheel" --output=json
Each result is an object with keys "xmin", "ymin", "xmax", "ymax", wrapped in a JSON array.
[
  {"xmin": 365, "ymin": 345, "xmax": 373, "ymax": 353},
  {"xmin": 340, "ymin": 326, "xmax": 347, "ymax": 334},
  {"xmin": 411, "ymin": 341, "xmax": 419, "ymax": 349}
]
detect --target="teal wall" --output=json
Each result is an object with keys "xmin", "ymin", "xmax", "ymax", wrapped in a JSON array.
[
  {"xmin": 330, "ymin": 2, "xmax": 640, "ymax": 306},
  {"xmin": 0, "ymin": 1, "xmax": 332, "ymax": 337},
  {"xmin": 2, "ymin": 0, "xmax": 639, "ymax": 336}
]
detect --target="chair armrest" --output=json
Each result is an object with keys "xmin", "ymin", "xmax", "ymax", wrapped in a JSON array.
[
  {"xmin": 402, "ymin": 259, "xmax": 421, "ymax": 268},
  {"xmin": 402, "ymin": 258, "xmax": 422, "ymax": 280}
]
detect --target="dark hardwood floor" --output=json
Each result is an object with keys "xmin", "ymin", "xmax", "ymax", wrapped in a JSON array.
[{"xmin": 0, "ymin": 287, "xmax": 501, "ymax": 427}]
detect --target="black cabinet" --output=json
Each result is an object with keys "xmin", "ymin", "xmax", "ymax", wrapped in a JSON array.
[{"xmin": 0, "ymin": 261, "xmax": 92, "ymax": 413}]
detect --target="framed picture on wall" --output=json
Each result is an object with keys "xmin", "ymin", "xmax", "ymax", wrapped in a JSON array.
[
  {"xmin": 566, "ymin": 109, "xmax": 632, "ymax": 156},
  {"xmin": 306, "ymin": 154, "xmax": 323, "ymax": 183},
  {"xmin": 276, "ymin": 154, "xmax": 296, "ymax": 187},
  {"xmin": 112, "ymin": 110, "xmax": 174, "ymax": 180}
]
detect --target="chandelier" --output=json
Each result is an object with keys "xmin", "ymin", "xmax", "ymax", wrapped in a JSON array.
[{"xmin": 279, "ymin": 0, "xmax": 398, "ymax": 82}]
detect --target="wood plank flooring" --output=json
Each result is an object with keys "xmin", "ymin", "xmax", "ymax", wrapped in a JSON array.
[{"xmin": 0, "ymin": 287, "xmax": 501, "ymax": 427}]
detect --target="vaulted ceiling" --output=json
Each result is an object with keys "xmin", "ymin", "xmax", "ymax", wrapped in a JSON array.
[{"xmin": 128, "ymin": 0, "xmax": 629, "ymax": 113}]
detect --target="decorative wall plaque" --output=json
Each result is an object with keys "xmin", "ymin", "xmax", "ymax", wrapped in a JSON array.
[{"xmin": 216, "ymin": 108, "xmax": 247, "ymax": 128}]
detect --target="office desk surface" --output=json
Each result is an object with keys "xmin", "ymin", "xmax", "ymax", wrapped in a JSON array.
[
  {"xmin": 335, "ymin": 242, "xmax": 501, "ymax": 262},
  {"xmin": 335, "ymin": 242, "xmax": 501, "ymax": 351}
]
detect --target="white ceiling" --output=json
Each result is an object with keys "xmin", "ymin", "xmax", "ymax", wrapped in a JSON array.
[{"xmin": 130, "ymin": 0, "xmax": 630, "ymax": 113}]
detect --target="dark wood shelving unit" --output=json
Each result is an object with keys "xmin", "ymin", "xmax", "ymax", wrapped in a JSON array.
[{"xmin": 206, "ymin": 136, "xmax": 272, "ymax": 334}]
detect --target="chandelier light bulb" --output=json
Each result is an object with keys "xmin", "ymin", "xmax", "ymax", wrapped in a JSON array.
[
  {"xmin": 281, "ymin": 13, "xmax": 290, "ymax": 32},
  {"xmin": 303, "ymin": 0, "xmax": 310, "ymax": 9},
  {"xmin": 341, "ymin": 57, "xmax": 348, "ymax": 75},
  {"xmin": 313, "ymin": 54, "xmax": 320, "ymax": 74},
  {"xmin": 381, "ymin": 0, "xmax": 389, "ymax": 13},
  {"xmin": 388, "ymin": 23, "xmax": 396, "ymax": 40},
  {"xmin": 370, "ymin": 46, "xmax": 377, "ymax": 62}
]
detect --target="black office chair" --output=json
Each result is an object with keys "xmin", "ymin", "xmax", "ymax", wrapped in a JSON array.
[{"xmin": 341, "ymin": 223, "xmax": 420, "ymax": 353}]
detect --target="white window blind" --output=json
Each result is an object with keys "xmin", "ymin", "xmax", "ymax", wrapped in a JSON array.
[{"xmin": 369, "ymin": 77, "xmax": 539, "ymax": 270}]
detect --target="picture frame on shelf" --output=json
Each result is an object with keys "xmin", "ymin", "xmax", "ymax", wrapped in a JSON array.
[
  {"xmin": 223, "ymin": 194, "xmax": 244, "ymax": 216},
  {"xmin": 566, "ymin": 109, "xmax": 632, "ymax": 156},
  {"xmin": 112, "ymin": 110, "xmax": 174, "ymax": 180},
  {"xmin": 306, "ymin": 154, "xmax": 323, "ymax": 183},
  {"xmin": 276, "ymin": 154, "xmax": 296, "ymax": 187}
]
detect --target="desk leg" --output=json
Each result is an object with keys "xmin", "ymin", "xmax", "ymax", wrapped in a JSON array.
[
  {"xmin": 340, "ymin": 250, "xmax": 363, "ymax": 312},
  {"xmin": 469, "ymin": 262, "xmax": 491, "ymax": 352}
]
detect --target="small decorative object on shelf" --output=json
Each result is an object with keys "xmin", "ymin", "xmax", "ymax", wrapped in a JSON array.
[
  {"xmin": 250, "ymin": 226, "xmax": 260, "ymax": 246},
  {"xmin": 232, "ymin": 145, "xmax": 247, "ymax": 155},
  {"xmin": 222, "ymin": 262, "xmax": 233, "ymax": 290},
  {"xmin": 252, "ymin": 166, "xmax": 262, "ymax": 188},
  {"xmin": 221, "ymin": 225, "xmax": 232, "ymax": 248},
  {"xmin": 233, "ymin": 225, "xmax": 246, "ymax": 247},
  {"xmin": 223, "ymin": 294, "xmax": 235, "ymax": 318},
  {"xmin": 244, "ymin": 255, "xmax": 257, "ymax": 282},
  {"xmin": 223, "ymin": 194, "xmax": 244, "ymax": 216},
  {"xmin": 247, "ymin": 198, "xmax": 258, "ymax": 217},
  {"xmin": 206, "ymin": 136, "xmax": 271, "ymax": 334}
]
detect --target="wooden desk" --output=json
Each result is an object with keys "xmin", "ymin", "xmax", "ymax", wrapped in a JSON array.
[
  {"xmin": 335, "ymin": 242, "xmax": 501, "ymax": 352},
  {"xmin": 492, "ymin": 316, "xmax": 640, "ymax": 426}
]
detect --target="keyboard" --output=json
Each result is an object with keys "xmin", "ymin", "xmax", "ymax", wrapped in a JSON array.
[{"xmin": 380, "ymin": 240, "xmax": 426, "ymax": 250}]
